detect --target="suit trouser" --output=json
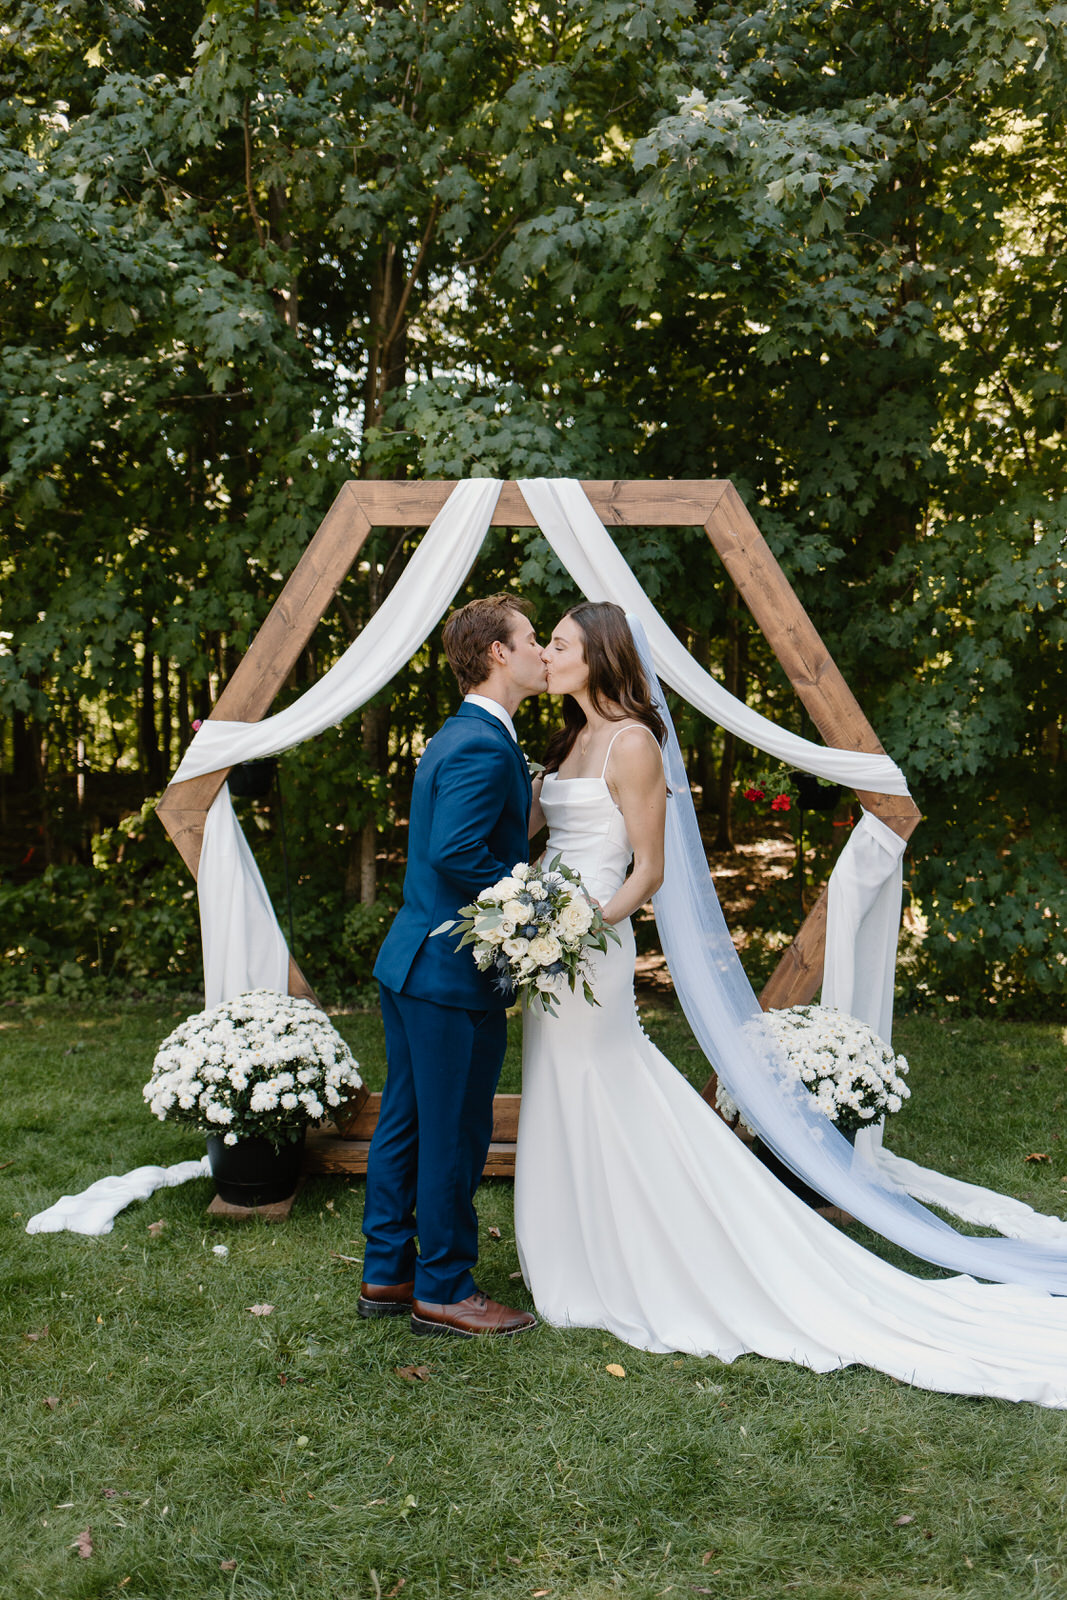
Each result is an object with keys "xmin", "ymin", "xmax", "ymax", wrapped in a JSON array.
[{"xmin": 362, "ymin": 983, "xmax": 507, "ymax": 1305}]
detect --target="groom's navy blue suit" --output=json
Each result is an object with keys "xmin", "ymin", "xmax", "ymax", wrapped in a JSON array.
[{"xmin": 365, "ymin": 702, "xmax": 532, "ymax": 1304}]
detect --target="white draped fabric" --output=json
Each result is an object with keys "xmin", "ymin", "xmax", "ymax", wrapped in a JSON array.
[
  {"xmin": 26, "ymin": 1157, "xmax": 211, "ymax": 1235},
  {"xmin": 31, "ymin": 478, "xmax": 1062, "ymax": 1254}
]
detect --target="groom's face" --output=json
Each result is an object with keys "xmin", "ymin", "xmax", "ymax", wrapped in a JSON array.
[{"xmin": 501, "ymin": 617, "xmax": 548, "ymax": 699}]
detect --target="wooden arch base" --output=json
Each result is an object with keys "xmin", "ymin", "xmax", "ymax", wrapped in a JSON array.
[{"xmin": 156, "ymin": 480, "xmax": 920, "ymax": 1181}]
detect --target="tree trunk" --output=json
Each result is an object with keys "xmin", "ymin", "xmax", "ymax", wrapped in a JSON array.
[
  {"xmin": 714, "ymin": 596, "xmax": 744, "ymax": 851},
  {"xmin": 158, "ymin": 653, "xmax": 172, "ymax": 776},
  {"xmin": 140, "ymin": 635, "xmax": 163, "ymax": 788}
]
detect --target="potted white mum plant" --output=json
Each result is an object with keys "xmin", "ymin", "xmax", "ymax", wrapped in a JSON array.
[
  {"xmin": 143, "ymin": 990, "xmax": 362, "ymax": 1205},
  {"xmin": 716, "ymin": 1003, "xmax": 911, "ymax": 1207}
]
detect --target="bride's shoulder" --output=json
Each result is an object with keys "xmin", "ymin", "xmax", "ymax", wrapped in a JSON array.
[{"xmin": 606, "ymin": 722, "xmax": 662, "ymax": 778}]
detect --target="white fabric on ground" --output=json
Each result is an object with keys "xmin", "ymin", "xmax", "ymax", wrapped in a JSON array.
[{"xmin": 25, "ymin": 1157, "xmax": 211, "ymax": 1235}]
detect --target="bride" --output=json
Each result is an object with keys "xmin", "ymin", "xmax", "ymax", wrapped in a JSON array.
[{"xmin": 514, "ymin": 601, "xmax": 1067, "ymax": 1409}]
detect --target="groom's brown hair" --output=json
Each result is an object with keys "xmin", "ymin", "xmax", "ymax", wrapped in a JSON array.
[{"xmin": 442, "ymin": 593, "xmax": 533, "ymax": 695}]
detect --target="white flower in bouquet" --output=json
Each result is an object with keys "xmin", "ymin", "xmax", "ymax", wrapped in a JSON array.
[
  {"xmin": 432, "ymin": 854, "xmax": 621, "ymax": 1015},
  {"xmin": 143, "ymin": 990, "xmax": 363, "ymax": 1151},
  {"xmin": 717, "ymin": 1003, "xmax": 911, "ymax": 1136},
  {"xmin": 557, "ymin": 897, "xmax": 594, "ymax": 941}
]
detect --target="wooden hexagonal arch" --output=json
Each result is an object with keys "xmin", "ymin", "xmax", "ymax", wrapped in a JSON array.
[{"xmin": 155, "ymin": 480, "xmax": 920, "ymax": 1178}]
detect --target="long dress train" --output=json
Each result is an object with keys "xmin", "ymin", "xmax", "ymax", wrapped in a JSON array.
[{"xmin": 514, "ymin": 761, "xmax": 1067, "ymax": 1409}]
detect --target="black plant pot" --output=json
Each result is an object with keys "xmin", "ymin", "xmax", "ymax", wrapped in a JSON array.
[
  {"xmin": 206, "ymin": 1127, "xmax": 306, "ymax": 1206},
  {"xmin": 751, "ymin": 1127, "xmax": 856, "ymax": 1210}
]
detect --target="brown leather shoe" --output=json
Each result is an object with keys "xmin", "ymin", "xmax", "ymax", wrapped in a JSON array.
[
  {"xmin": 358, "ymin": 1280, "xmax": 415, "ymax": 1319},
  {"xmin": 410, "ymin": 1290, "xmax": 537, "ymax": 1338}
]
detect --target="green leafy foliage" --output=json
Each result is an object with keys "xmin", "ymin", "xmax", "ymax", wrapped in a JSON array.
[{"xmin": 0, "ymin": 0, "xmax": 1063, "ymax": 1007}]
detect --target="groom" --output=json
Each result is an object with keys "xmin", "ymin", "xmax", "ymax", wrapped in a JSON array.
[{"xmin": 360, "ymin": 594, "xmax": 546, "ymax": 1337}]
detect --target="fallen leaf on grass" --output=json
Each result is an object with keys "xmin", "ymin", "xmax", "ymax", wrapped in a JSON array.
[
  {"xmin": 147, "ymin": 1221, "xmax": 166, "ymax": 1236},
  {"xmin": 102, "ymin": 1489, "xmax": 118, "ymax": 1499},
  {"xmin": 894, "ymin": 1514, "xmax": 916, "ymax": 1526},
  {"xmin": 691, "ymin": 1589, "xmax": 715, "ymax": 1595},
  {"xmin": 247, "ymin": 1304, "xmax": 274, "ymax": 1316},
  {"xmin": 220, "ymin": 1559, "xmax": 237, "ymax": 1571},
  {"xmin": 1025, "ymin": 1152, "xmax": 1051, "ymax": 1164},
  {"xmin": 532, "ymin": 1590, "xmax": 550, "ymax": 1597},
  {"xmin": 507, "ymin": 1556, "xmax": 522, "ymax": 1565},
  {"xmin": 73, "ymin": 1529, "xmax": 93, "ymax": 1558},
  {"xmin": 330, "ymin": 1252, "xmax": 362, "ymax": 1264},
  {"xmin": 25, "ymin": 1326, "xmax": 48, "ymax": 1342},
  {"xmin": 509, "ymin": 1270, "xmax": 523, "ymax": 1280},
  {"xmin": 278, "ymin": 1373, "xmax": 305, "ymax": 1386},
  {"xmin": 43, "ymin": 1396, "xmax": 60, "ymax": 1410},
  {"xmin": 395, "ymin": 1364, "xmax": 432, "ymax": 1383},
  {"xmin": 386, "ymin": 1582, "xmax": 405, "ymax": 1597},
  {"xmin": 605, "ymin": 1363, "xmax": 626, "ymax": 1378},
  {"xmin": 701, "ymin": 1552, "xmax": 716, "ymax": 1565},
  {"xmin": 488, "ymin": 1226, "xmax": 502, "ymax": 1239}
]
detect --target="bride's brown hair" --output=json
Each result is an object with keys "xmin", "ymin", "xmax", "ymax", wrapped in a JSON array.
[{"xmin": 543, "ymin": 602, "xmax": 666, "ymax": 773}]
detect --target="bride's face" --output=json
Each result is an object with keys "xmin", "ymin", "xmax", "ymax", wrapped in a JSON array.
[{"xmin": 542, "ymin": 615, "xmax": 589, "ymax": 697}]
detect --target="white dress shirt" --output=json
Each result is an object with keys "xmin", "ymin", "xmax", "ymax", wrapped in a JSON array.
[{"xmin": 463, "ymin": 692, "xmax": 518, "ymax": 744}]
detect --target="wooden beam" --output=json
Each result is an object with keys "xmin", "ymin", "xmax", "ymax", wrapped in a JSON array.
[
  {"xmin": 343, "ymin": 479, "xmax": 731, "ymax": 527},
  {"xmin": 306, "ymin": 1126, "xmax": 518, "ymax": 1179},
  {"xmin": 335, "ymin": 1091, "xmax": 520, "ymax": 1143}
]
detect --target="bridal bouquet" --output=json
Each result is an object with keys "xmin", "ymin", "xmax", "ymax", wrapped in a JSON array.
[
  {"xmin": 717, "ymin": 1003, "xmax": 910, "ymax": 1136},
  {"xmin": 433, "ymin": 855, "xmax": 619, "ymax": 1014},
  {"xmin": 143, "ymin": 990, "xmax": 363, "ymax": 1149}
]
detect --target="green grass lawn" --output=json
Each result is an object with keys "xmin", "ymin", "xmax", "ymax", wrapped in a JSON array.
[{"xmin": 2, "ymin": 998, "xmax": 1067, "ymax": 1600}]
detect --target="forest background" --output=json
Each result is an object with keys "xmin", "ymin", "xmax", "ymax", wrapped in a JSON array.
[{"xmin": 1, "ymin": 0, "xmax": 1064, "ymax": 1015}]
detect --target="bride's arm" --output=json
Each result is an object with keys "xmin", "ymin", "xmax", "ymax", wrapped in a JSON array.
[
  {"xmin": 528, "ymin": 774, "xmax": 546, "ymax": 839},
  {"xmin": 599, "ymin": 729, "xmax": 666, "ymax": 925}
]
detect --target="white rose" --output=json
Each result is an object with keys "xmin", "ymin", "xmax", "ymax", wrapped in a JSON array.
[
  {"xmin": 535, "ymin": 970, "xmax": 563, "ymax": 992},
  {"xmin": 518, "ymin": 955, "xmax": 537, "ymax": 977},
  {"xmin": 503, "ymin": 937, "xmax": 530, "ymax": 959},
  {"xmin": 477, "ymin": 886, "xmax": 502, "ymax": 904},
  {"xmin": 528, "ymin": 881, "xmax": 547, "ymax": 901},
  {"xmin": 502, "ymin": 898, "xmax": 529, "ymax": 925},
  {"xmin": 494, "ymin": 876, "xmax": 524, "ymax": 899},
  {"xmin": 557, "ymin": 899, "xmax": 594, "ymax": 938},
  {"xmin": 529, "ymin": 933, "xmax": 562, "ymax": 966},
  {"xmin": 499, "ymin": 919, "xmax": 516, "ymax": 938},
  {"xmin": 511, "ymin": 862, "xmax": 531, "ymax": 881}
]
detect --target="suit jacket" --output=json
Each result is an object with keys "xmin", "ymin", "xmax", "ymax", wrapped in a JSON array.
[{"xmin": 373, "ymin": 702, "xmax": 533, "ymax": 1010}]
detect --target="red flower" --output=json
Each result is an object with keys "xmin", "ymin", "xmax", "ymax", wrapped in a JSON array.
[
  {"xmin": 770, "ymin": 793, "xmax": 791, "ymax": 812},
  {"xmin": 743, "ymin": 786, "xmax": 765, "ymax": 802}
]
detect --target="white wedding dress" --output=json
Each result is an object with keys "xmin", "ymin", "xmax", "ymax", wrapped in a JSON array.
[{"xmin": 514, "ymin": 755, "xmax": 1067, "ymax": 1408}]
